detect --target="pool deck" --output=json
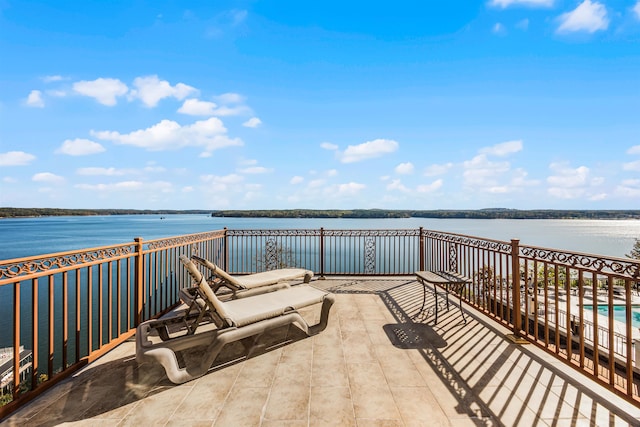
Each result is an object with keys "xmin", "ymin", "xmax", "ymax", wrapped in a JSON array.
[{"xmin": 4, "ymin": 277, "xmax": 640, "ymax": 426}]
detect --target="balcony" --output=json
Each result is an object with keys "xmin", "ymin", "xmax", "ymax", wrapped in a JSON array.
[{"xmin": 1, "ymin": 228, "xmax": 640, "ymax": 425}]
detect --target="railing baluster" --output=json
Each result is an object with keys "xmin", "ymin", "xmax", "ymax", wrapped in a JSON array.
[
  {"xmin": 29, "ymin": 278, "xmax": 37, "ymax": 390},
  {"xmin": 14, "ymin": 281, "xmax": 21, "ymax": 399},
  {"xmin": 48, "ymin": 275, "xmax": 54, "ymax": 379},
  {"xmin": 511, "ymin": 239, "xmax": 522, "ymax": 339},
  {"xmin": 75, "ymin": 269, "xmax": 80, "ymax": 363},
  {"xmin": 608, "ymin": 276, "xmax": 615, "ymax": 386},
  {"xmin": 62, "ymin": 272, "xmax": 68, "ymax": 370},
  {"xmin": 98, "ymin": 263, "xmax": 103, "ymax": 349}
]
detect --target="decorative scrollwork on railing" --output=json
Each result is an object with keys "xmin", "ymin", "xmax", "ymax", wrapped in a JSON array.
[
  {"xmin": 449, "ymin": 244, "xmax": 457, "ymax": 271},
  {"xmin": 364, "ymin": 236, "xmax": 376, "ymax": 274},
  {"xmin": 325, "ymin": 229, "xmax": 419, "ymax": 237},
  {"xmin": 227, "ymin": 229, "xmax": 321, "ymax": 237},
  {"xmin": 0, "ymin": 246, "xmax": 136, "ymax": 280},
  {"xmin": 147, "ymin": 230, "xmax": 226, "ymax": 249},
  {"xmin": 520, "ymin": 246, "xmax": 640, "ymax": 278},
  {"xmin": 422, "ymin": 230, "xmax": 512, "ymax": 254},
  {"xmin": 264, "ymin": 237, "xmax": 278, "ymax": 270},
  {"xmin": 227, "ymin": 229, "xmax": 420, "ymax": 237}
]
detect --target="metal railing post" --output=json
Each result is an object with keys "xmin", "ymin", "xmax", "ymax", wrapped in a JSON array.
[
  {"xmin": 419, "ymin": 227, "xmax": 425, "ymax": 271},
  {"xmin": 223, "ymin": 227, "xmax": 229, "ymax": 272},
  {"xmin": 134, "ymin": 237, "xmax": 144, "ymax": 326},
  {"xmin": 510, "ymin": 238, "xmax": 524, "ymax": 342},
  {"xmin": 320, "ymin": 228, "xmax": 325, "ymax": 278}
]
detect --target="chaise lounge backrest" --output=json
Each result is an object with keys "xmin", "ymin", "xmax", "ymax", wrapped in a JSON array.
[
  {"xmin": 180, "ymin": 255, "xmax": 235, "ymax": 327},
  {"xmin": 190, "ymin": 255, "xmax": 313, "ymax": 295}
]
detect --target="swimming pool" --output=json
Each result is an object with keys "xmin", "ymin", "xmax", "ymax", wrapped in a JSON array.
[{"xmin": 583, "ymin": 304, "xmax": 640, "ymax": 328}]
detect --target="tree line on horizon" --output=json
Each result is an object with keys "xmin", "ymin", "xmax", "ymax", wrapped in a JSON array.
[
  {"xmin": 212, "ymin": 208, "xmax": 640, "ymax": 220},
  {"xmin": 0, "ymin": 208, "xmax": 211, "ymax": 218},
  {"xmin": 1, "ymin": 207, "xmax": 639, "ymax": 220},
  {"xmin": 211, "ymin": 209, "xmax": 640, "ymax": 219}
]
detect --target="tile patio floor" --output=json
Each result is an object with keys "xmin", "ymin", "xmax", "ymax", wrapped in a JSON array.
[{"xmin": 4, "ymin": 277, "xmax": 640, "ymax": 426}]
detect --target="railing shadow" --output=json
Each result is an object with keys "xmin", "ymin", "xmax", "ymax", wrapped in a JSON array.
[
  {"xmin": 5, "ymin": 323, "xmax": 310, "ymax": 425},
  {"xmin": 371, "ymin": 279, "xmax": 640, "ymax": 426}
]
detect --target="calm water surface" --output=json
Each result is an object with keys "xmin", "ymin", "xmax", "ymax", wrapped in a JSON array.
[{"xmin": 0, "ymin": 215, "xmax": 639, "ymax": 260}]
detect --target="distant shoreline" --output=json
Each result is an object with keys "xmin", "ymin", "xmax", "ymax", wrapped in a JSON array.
[{"xmin": 1, "ymin": 207, "xmax": 639, "ymax": 220}]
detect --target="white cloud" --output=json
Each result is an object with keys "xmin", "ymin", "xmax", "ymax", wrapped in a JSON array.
[
  {"xmin": 480, "ymin": 140, "xmax": 523, "ymax": 156},
  {"xmin": 243, "ymin": 117, "xmax": 262, "ymax": 128},
  {"xmin": 461, "ymin": 153, "xmax": 536, "ymax": 195},
  {"xmin": 627, "ymin": 145, "xmax": 640, "ymax": 155},
  {"xmin": 326, "ymin": 169, "xmax": 338, "ymax": 177},
  {"xmin": 3, "ymin": 177, "xmax": 17, "ymax": 183},
  {"xmin": 623, "ymin": 160, "xmax": 640, "ymax": 172},
  {"xmin": 547, "ymin": 187, "xmax": 586, "ymax": 199},
  {"xmin": 76, "ymin": 167, "xmax": 128, "ymax": 176},
  {"xmin": 340, "ymin": 139, "xmax": 399, "ymax": 163},
  {"xmin": 489, "ymin": 0, "xmax": 554, "ymax": 7},
  {"xmin": 492, "ymin": 23, "xmax": 507, "ymax": 34},
  {"xmin": 178, "ymin": 99, "xmax": 217, "ymax": 116},
  {"xmin": 615, "ymin": 187, "xmax": 640, "ymax": 198},
  {"xmin": 546, "ymin": 163, "xmax": 605, "ymax": 199},
  {"xmin": 144, "ymin": 165, "xmax": 166, "ymax": 173},
  {"xmin": 547, "ymin": 164, "xmax": 590, "ymax": 188},
  {"xmin": 615, "ymin": 179, "xmax": 640, "ymax": 198},
  {"xmin": 56, "ymin": 138, "xmax": 106, "ymax": 156},
  {"xmin": 210, "ymin": 105, "xmax": 252, "ymax": 116},
  {"xmin": 308, "ymin": 179, "xmax": 326, "ymax": 188},
  {"xmin": 321, "ymin": 142, "xmax": 339, "ymax": 150},
  {"xmin": 417, "ymin": 179, "xmax": 443, "ymax": 193},
  {"xmin": 386, "ymin": 179, "xmax": 410, "ymax": 193},
  {"xmin": 463, "ymin": 154, "xmax": 510, "ymax": 187},
  {"xmin": 395, "ymin": 162, "xmax": 414, "ymax": 175},
  {"xmin": 290, "ymin": 176, "xmax": 304, "ymax": 184},
  {"xmin": 589, "ymin": 193, "xmax": 607, "ymax": 201},
  {"xmin": 200, "ymin": 173, "xmax": 245, "ymax": 192},
  {"xmin": 424, "ymin": 163, "xmax": 453, "ymax": 176},
  {"xmin": 557, "ymin": 0, "xmax": 608, "ymax": 34},
  {"xmin": 26, "ymin": 90, "xmax": 44, "ymax": 107},
  {"xmin": 516, "ymin": 19, "xmax": 530, "ymax": 30},
  {"xmin": 75, "ymin": 180, "xmax": 174, "ymax": 194},
  {"xmin": 634, "ymin": 2, "xmax": 640, "ymax": 19},
  {"xmin": 129, "ymin": 75, "xmax": 198, "ymax": 107},
  {"xmin": 73, "ymin": 78, "xmax": 129, "ymax": 106},
  {"xmin": 238, "ymin": 166, "xmax": 272, "ymax": 174},
  {"xmin": 0, "ymin": 151, "xmax": 36, "ymax": 166},
  {"xmin": 47, "ymin": 90, "xmax": 67, "ymax": 98},
  {"xmin": 201, "ymin": 174, "xmax": 244, "ymax": 185},
  {"xmin": 510, "ymin": 168, "xmax": 540, "ymax": 187},
  {"xmin": 334, "ymin": 182, "xmax": 366, "ymax": 196},
  {"xmin": 42, "ymin": 75, "xmax": 64, "ymax": 83},
  {"xmin": 91, "ymin": 117, "xmax": 242, "ymax": 153},
  {"xmin": 215, "ymin": 92, "xmax": 245, "ymax": 104},
  {"xmin": 32, "ymin": 172, "xmax": 65, "ymax": 184}
]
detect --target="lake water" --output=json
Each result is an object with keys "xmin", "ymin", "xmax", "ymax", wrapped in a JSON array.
[{"xmin": 0, "ymin": 215, "xmax": 639, "ymax": 260}]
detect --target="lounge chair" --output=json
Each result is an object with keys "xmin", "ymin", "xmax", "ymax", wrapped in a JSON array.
[
  {"xmin": 190, "ymin": 254, "xmax": 313, "ymax": 298},
  {"xmin": 135, "ymin": 255, "xmax": 335, "ymax": 384}
]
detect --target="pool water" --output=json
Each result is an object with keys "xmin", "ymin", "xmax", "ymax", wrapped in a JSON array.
[{"xmin": 583, "ymin": 304, "xmax": 640, "ymax": 328}]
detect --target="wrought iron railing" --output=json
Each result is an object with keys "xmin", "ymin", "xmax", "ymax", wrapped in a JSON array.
[
  {"xmin": 0, "ymin": 226, "xmax": 639, "ymax": 418},
  {"xmin": 0, "ymin": 229, "xmax": 225, "ymax": 417}
]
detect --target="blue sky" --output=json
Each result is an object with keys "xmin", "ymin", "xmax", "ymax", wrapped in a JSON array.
[{"xmin": 1, "ymin": 0, "xmax": 639, "ymax": 210}]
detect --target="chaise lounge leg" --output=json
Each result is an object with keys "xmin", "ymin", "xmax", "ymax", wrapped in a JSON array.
[{"xmin": 308, "ymin": 295, "xmax": 335, "ymax": 335}]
